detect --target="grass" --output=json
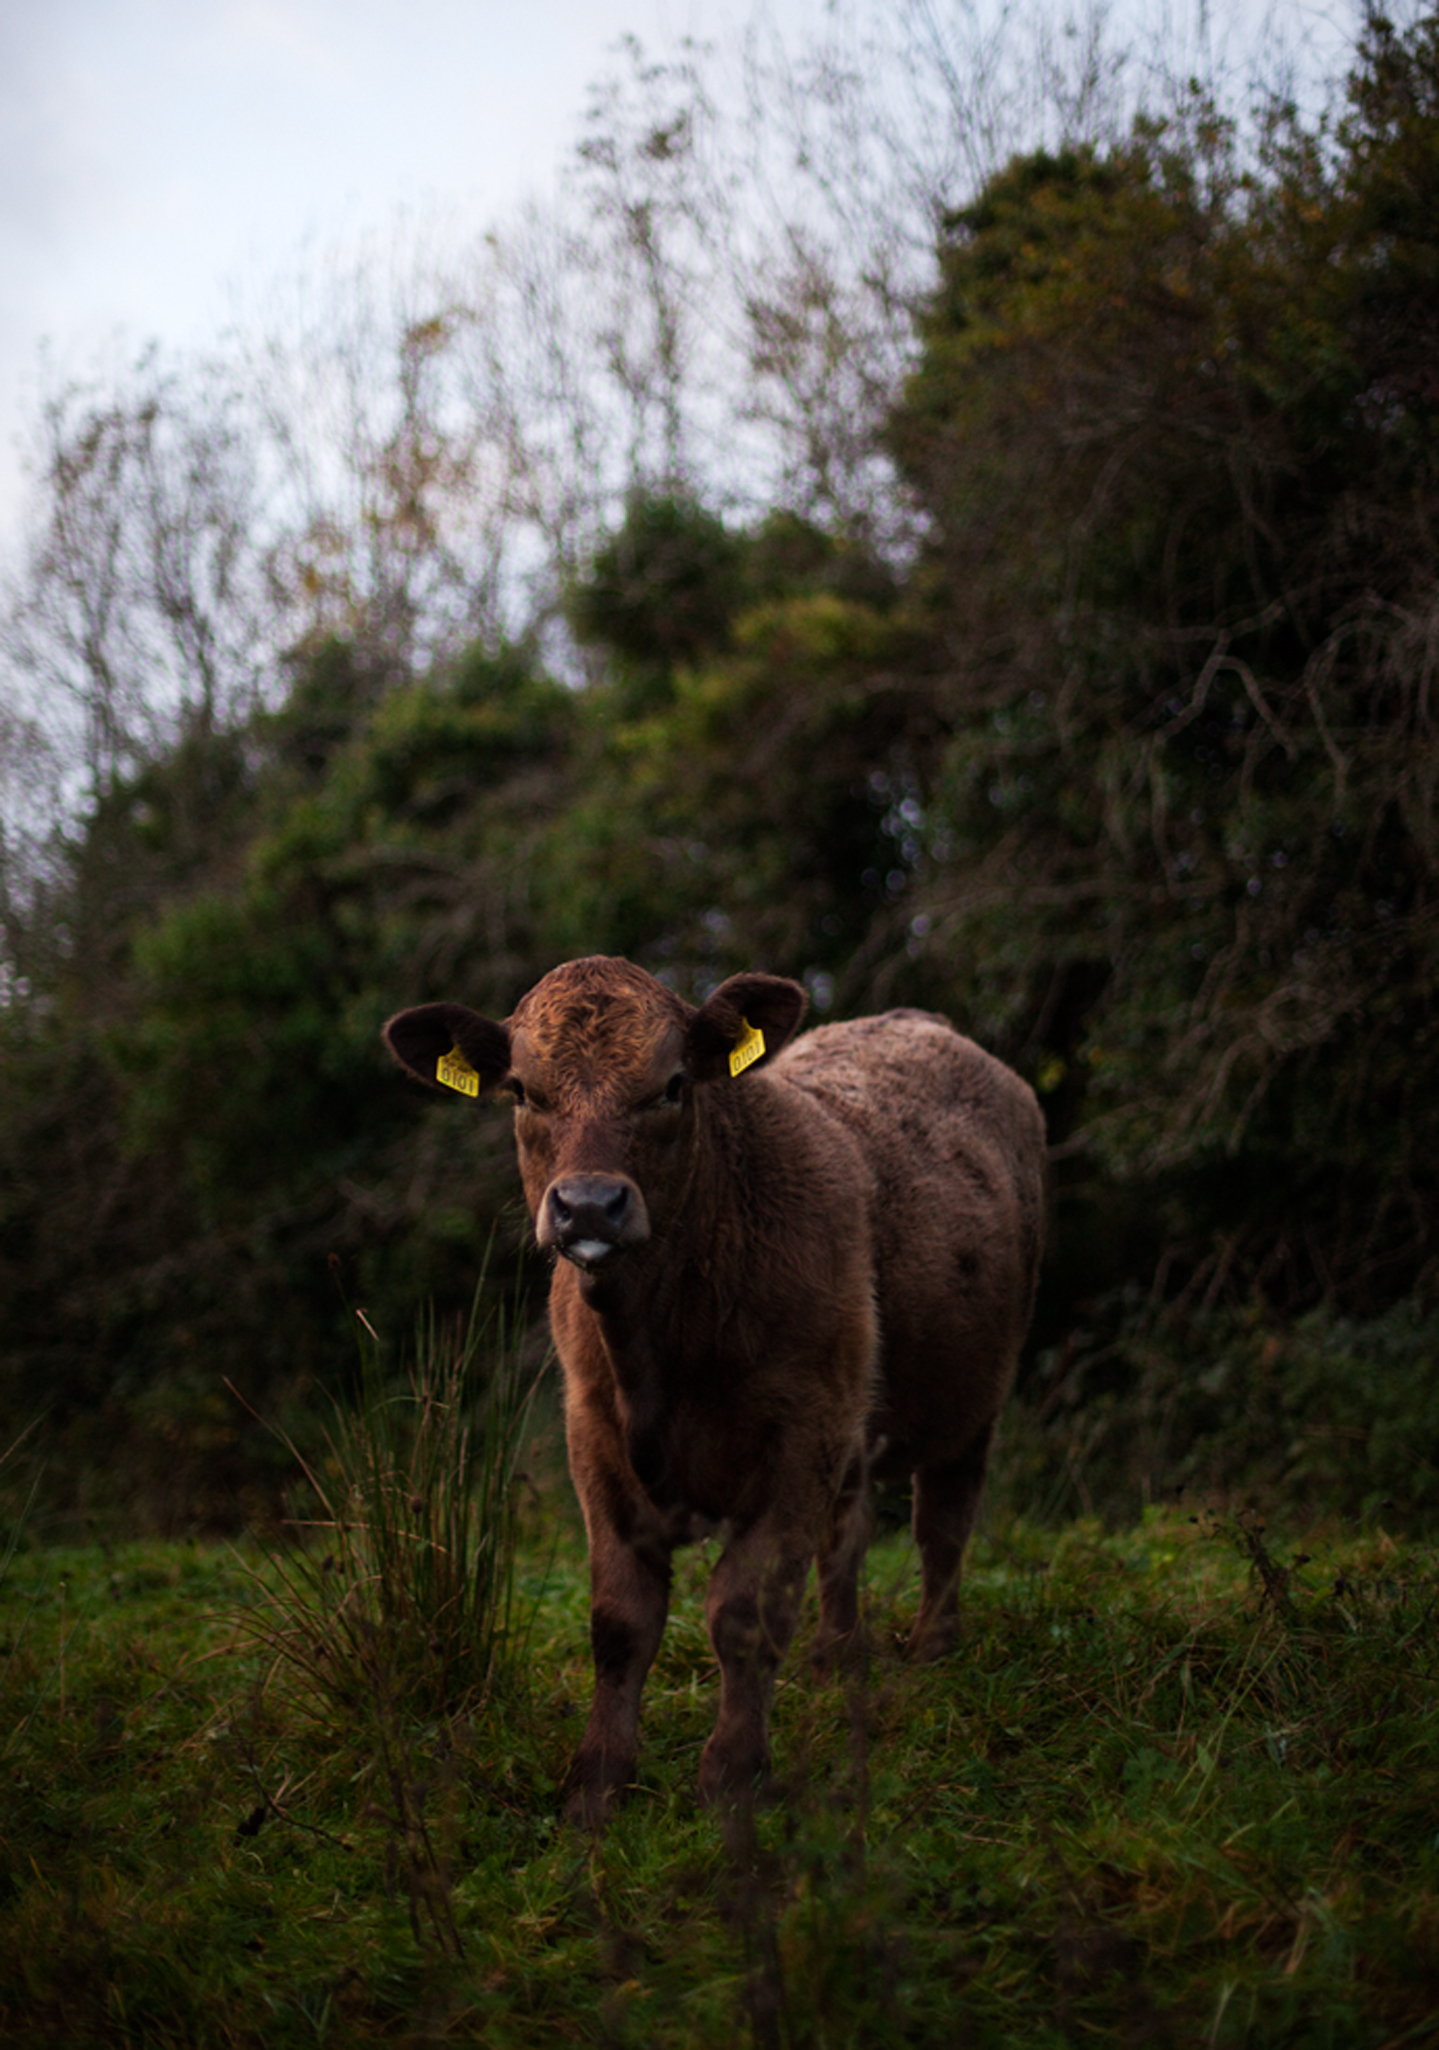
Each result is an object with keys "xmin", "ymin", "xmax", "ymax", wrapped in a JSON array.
[
  {"xmin": 233, "ymin": 1286, "xmax": 540, "ymax": 1723},
  {"xmin": 219, "ymin": 1287, "xmax": 542, "ymax": 1971},
  {"xmin": 2, "ymin": 1485, "xmax": 1439, "ymax": 2047}
]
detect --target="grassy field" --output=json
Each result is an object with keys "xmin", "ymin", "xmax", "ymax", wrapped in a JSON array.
[{"xmin": 3, "ymin": 1472, "xmax": 1438, "ymax": 2050}]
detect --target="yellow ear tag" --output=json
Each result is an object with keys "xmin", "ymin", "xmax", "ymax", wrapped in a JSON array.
[
  {"xmin": 728, "ymin": 1018, "xmax": 766, "ymax": 1078},
  {"xmin": 436, "ymin": 1044, "xmax": 480, "ymax": 1098}
]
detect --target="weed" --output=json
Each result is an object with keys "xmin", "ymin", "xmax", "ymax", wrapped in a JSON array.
[
  {"xmin": 235, "ymin": 1280, "xmax": 542, "ymax": 1728},
  {"xmin": 216, "ymin": 1280, "xmax": 544, "ymax": 2010}
]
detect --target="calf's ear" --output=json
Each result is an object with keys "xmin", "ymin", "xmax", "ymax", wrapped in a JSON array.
[
  {"xmin": 383, "ymin": 1003, "xmax": 512, "ymax": 1096},
  {"xmin": 687, "ymin": 972, "xmax": 808, "ymax": 1082}
]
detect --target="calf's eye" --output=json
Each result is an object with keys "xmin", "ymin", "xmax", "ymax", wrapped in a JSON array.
[
  {"xmin": 508, "ymin": 1079, "xmax": 527, "ymax": 1107},
  {"xmin": 664, "ymin": 1072, "xmax": 685, "ymax": 1105}
]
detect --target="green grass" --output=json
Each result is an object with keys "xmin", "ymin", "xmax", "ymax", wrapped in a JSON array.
[
  {"xmin": 234, "ymin": 1288, "xmax": 540, "ymax": 1730},
  {"xmin": 2, "ymin": 1499, "xmax": 1438, "ymax": 2047}
]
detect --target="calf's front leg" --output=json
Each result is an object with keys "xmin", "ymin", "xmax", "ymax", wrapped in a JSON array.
[
  {"xmin": 698, "ymin": 1516, "xmax": 813, "ymax": 1806},
  {"xmin": 564, "ymin": 1515, "xmax": 672, "ymax": 1828}
]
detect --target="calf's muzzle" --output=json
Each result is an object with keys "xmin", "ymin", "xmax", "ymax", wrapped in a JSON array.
[{"xmin": 540, "ymin": 1173, "xmax": 649, "ymax": 1268}]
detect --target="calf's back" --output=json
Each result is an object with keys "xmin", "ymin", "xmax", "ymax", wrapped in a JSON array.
[{"xmin": 776, "ymin": 1008, "xmax": 1047, "ymax": 1477}]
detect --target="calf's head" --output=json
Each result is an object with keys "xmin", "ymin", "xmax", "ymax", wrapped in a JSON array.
[{"xmin": 383, "ymin": 957, "xmax": 807, "ymax": 1271}]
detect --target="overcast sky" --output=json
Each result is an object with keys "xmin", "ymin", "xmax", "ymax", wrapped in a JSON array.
[
  {"xmin": 0, "ymin": 0, "xmax": 790, "ymax": 548},
  {"xmin": 0, "ymin": 0, "xmax": 1360, "ymax": 555}
]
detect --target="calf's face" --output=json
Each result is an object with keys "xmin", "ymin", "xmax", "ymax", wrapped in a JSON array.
[
  {"xmin": 382, "ymin": 958, "xmax": 807, "ymax": 1270},
  {"xmin": 506, "ymin": 1005, "xmax": 689, "ymax": 1270}
]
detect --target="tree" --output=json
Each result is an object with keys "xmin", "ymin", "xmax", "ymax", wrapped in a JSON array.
[
  {"xmin": 881, "ymin": 17, "xmax": 1439, "ymax": 1311},
  {"xmin": 2, "ymin": 351, "xmax": 270, "ymax": 804},
  {"xmin": 565, "ymin": 491, "xmax": 745, "ymax": 713}
]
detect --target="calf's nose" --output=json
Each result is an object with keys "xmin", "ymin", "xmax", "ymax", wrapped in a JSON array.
[{"xmin": 542, "ymin": 1174, "xmax": 647, "ymax": 1266}]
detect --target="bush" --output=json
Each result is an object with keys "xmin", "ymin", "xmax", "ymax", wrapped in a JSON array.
[{"xmin": 1000, "ymin": 1294, "xmax": 1439, "ymax": 1530}]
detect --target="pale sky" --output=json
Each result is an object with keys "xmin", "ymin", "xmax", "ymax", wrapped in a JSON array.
[
  {"xmin": 0, "ymin": 0, "xmax": 1359, "ymax": 553},
  {"xmin": 0, "ymin": 0, "xmax": 781, "ymax": 547}
]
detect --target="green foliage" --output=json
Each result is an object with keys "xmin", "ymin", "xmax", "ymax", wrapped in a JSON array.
[
  {"xmin": 263, "ymin": 635, "xmax": 394, "ymax": 782},
  {"xmin": 540, "ymin": 585, "xmax": 924, "ymax": 992},
  {"xmin": 1338, "ymin": 8, "xmax": 1439, "ymax": 437},
  {"xmin": 1005, "ymin": 1296, "xmax": 1439, "ymax": 1531},
  {"xmin": 881, "ymin": 32, "xmax": 1439, "ymax": 1311},
  {"xmin": 0, "ymin": 632, "xmax": 580, "ymax": 1500},
  {"xmin": 566, "ymin": 490, "xmax": 745, "ymax": 713}
]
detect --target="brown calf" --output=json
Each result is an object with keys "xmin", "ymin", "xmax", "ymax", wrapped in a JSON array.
[{"xmin": 383, "ymin": 956, "xmax": 1046, "ymax": 1823}]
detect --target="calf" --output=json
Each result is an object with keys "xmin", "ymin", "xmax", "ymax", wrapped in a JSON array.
[{"xmin": 384, "ymin": 956, "xmax": 1046, "ymax": 1823}]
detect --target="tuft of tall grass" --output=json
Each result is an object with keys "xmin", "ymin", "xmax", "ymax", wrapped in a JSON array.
[
  {"xmin": 0, "ymin": 1425, "xmax": 47, "ymax": 1760},
  {"xmin": 236, "ymin": 1280, "xmax": 544, "ymax": 1727}
]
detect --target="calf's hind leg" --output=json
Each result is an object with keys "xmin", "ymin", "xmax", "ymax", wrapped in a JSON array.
[
  {"xmin": 811, "ymin": 1445, "xmax": 873, "ymax": 1676},
  {"xmin": 907, "ymin": 1420, "xmax": 995, "ymax": 1661}
]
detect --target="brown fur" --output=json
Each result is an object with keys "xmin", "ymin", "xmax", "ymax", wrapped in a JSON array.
[{"xmin": 383, "ymin": 957, "xmax": 1046, "ymax": 1824}]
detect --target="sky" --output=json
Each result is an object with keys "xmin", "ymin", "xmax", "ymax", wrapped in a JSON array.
[
  {"xmin": 0, "ymin": 0, "xmax": 1361, "ymax": 556},
  {"xmin": 0, "ymin": 0, "xmax": 782, "ymax": 549}
]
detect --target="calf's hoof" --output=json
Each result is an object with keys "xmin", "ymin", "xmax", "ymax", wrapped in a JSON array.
[
  {"xmin": 904, "ymin": 1610, "xmax": 960, "ymax": 1664},
  {"xmin": 562, "ymin": 1751, "xmax": 634, "ymax": 1831},
  {"xmin": 697, "ymin": 1737, "xmax": 772, "ymax": 1811}
]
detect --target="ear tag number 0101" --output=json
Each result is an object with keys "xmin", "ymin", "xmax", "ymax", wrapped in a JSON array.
[
  {"xmin": 437, "ymin": 1044, "xmax": 480, "ymax": 1097},
  {"xmin": 729, "ymin": 1018, "xmax": 766, "ymax": 1078}
]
